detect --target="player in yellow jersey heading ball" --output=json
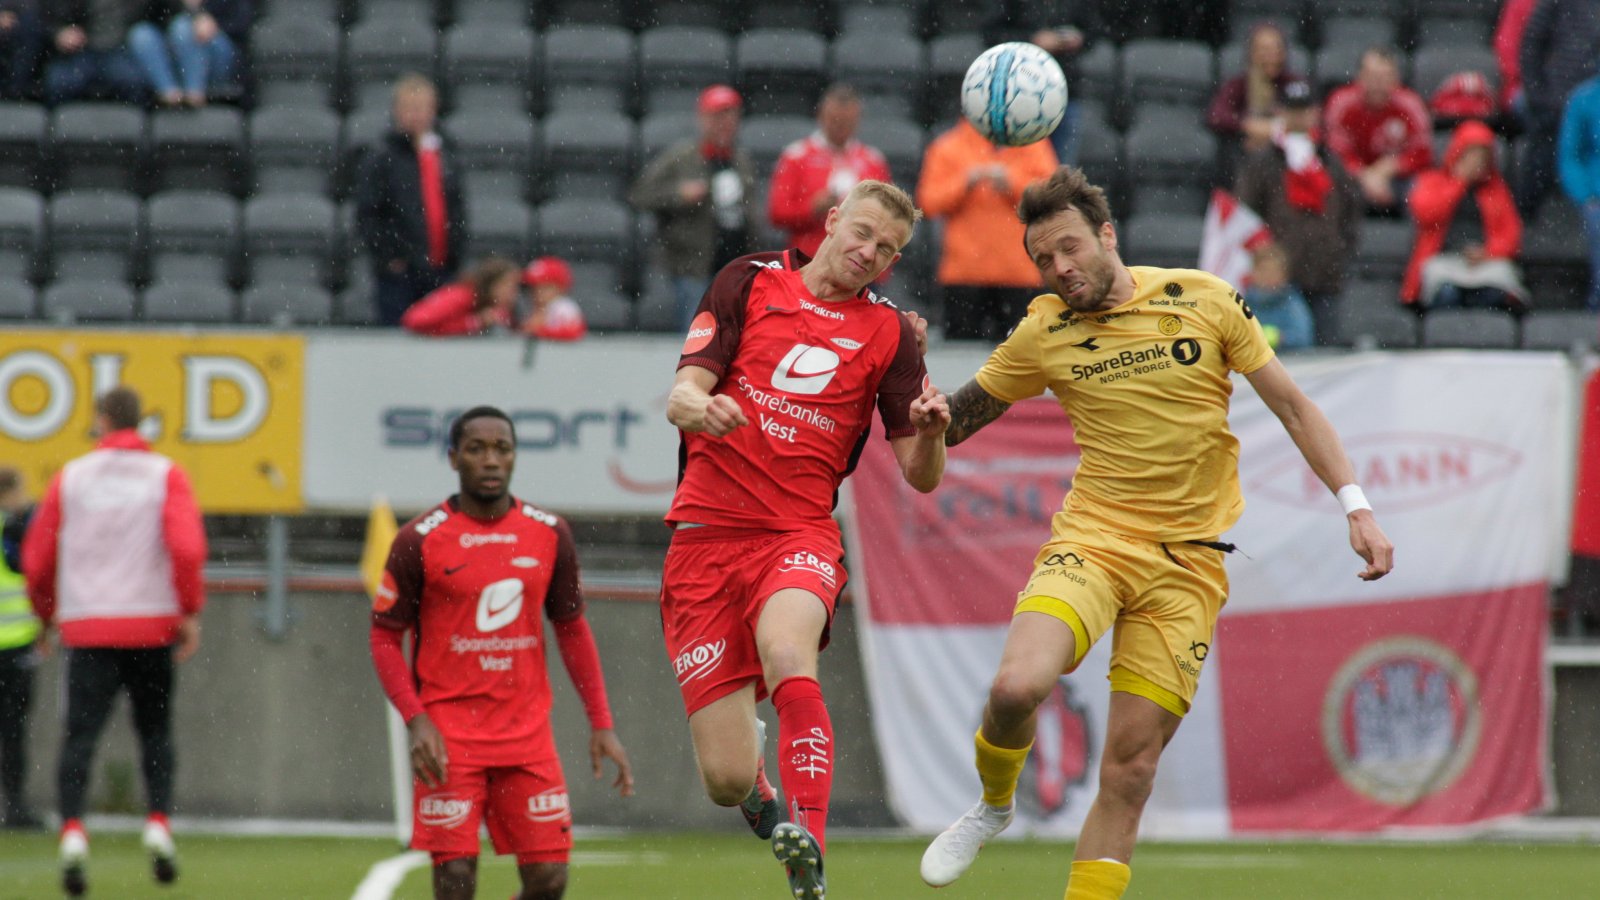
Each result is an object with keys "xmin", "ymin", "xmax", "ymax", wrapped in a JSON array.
[{"xmin": 917, "ymin": 167, "xmax": 1394, "ymax": 900}]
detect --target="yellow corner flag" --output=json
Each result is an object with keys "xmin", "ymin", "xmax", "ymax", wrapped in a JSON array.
[{"xmin": 360, "ymin": 495, "xmax": 399, "ymax": 600}]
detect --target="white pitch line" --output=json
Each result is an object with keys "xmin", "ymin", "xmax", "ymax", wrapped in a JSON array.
[{"xmin": 351, "ymin": 850, "xmax": 429, "ymax": 900}]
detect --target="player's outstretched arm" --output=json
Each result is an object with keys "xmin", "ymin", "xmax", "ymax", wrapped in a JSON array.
[
  {"xmin": 1245, "ymin": 359, "xmax": 1395, "ymax": 581},
  {"xmin": 943, "ymin": 379, "xmax": 1013, "ymax": 447},
  {"xmin": 666, "ymin": 365, "xmax": 747, "ymax": 437},
  {"xmin": 893, "ymin": 383, "xmax": 952, "ymax": 492}
]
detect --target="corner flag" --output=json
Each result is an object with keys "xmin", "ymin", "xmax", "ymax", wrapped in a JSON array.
[{"xmin": 1199, "ymin": 189, "xmax": 1272, "ymax": 291}]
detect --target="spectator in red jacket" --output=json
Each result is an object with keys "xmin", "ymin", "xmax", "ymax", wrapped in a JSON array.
[
  {"xmin": 23, "ymin": 387, "xmax": 205, "ymax": 896},
  {"xmin": 768, "ymin": 83, "xmax": 892, "ymax": 256},
  {"xmin": 521, "ymin": 256, "xmax": 588, "ymax": 342},
  {"xmin": 1403, "ymin": 120, "xmax": 1527, "ymax": 310},
  {"xmin": 1324, "ymin": 47, "xmax": 1434, "ymax": 213},
  {"xmin": 401, "ymin": 257, "xmax": 521, "ymax": 337}
]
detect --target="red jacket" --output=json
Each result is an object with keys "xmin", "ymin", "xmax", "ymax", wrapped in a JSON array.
[
  {"xmin": 1324, "ymin": 83, "xmax": 1434, "ymax": 177},
  {"xmin": 1402, "ymin": 120, "xmax": 1522, "ymax": 303},
  {"xmin": 23, "ymin": 430, "xmax": 206, "ymax": 648},
  {"xmin": 401, "ymin": 282, "xmax": 508, "ymax": 335},
  {"xmin": 767, "ymin": 131, "xmax": 892, "ymax": 256}
]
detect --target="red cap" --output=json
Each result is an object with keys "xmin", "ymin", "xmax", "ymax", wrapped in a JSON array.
[
  {"xmin": 523, "ymin": 256, "xmax": 572, "ymax": 290},
  {"xmin": 697, "ymin": 84, "xmax": 743, "ymax": 115}
]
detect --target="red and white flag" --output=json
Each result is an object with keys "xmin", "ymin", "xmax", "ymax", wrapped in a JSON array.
[{"xmin": 1199, "ymin": 189, "xmax": 1271, "ymax": 290}]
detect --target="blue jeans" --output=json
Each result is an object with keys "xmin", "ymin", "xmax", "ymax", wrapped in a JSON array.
[
  {"xmin": 44, "ymin": 47, "xmax": 148, "ymax": 105},
  {"xmin": 127, "ymin": 17, "xmax": 237, "ymax": 97},
  {"xmin": 672, "ymin": 276, "xmax": 710, "ymax": 333},
  {"xmin": 1583, "ymin": 200, "xmax": 1600, "ymax": 312}
]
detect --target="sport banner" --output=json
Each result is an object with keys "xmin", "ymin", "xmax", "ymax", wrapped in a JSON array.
[
  {"xmin": 848, "ymin": 352, "xmax": 1569, "ymax": 836},
  {"xmin": 0, "ymin": 330, "xmax": 304, "ymax": 513}
]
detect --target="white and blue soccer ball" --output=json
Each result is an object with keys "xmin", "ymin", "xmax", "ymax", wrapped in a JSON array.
[{"xmin": 960, "ymin": 42, "xmax": 1069, "ymax": 147}]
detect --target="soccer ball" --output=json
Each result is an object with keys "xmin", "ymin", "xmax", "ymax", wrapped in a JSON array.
[{"xmin": 960, "ymin": 42, "xmax": 1069, "ymax": 147}]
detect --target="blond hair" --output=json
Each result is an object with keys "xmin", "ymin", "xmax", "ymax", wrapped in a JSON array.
[
  {"xmin": 392, "ymin": 72, "xmax": 437, "ymax": 101},
  {"xmin": 840, "ymin": 180, "xmax": 922, "ymax": 245}
]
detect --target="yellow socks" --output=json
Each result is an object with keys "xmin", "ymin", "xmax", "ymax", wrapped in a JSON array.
[
  {"xmin": 1064, "ymin": 859, "xmax": 1131, "ymax": 900},
  {"xmin": 974, "ymin": 729, "xmax": 1031, "ymax": 809}
]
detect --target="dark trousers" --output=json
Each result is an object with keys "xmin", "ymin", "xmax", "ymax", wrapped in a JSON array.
[
  {"xmin": 0, "ymin": 6, "xmax": 45, "ymax": 101},
  {"xmin": 942, "ymin": 284, "xmax": 1037, "ymax": 342},
  {"xmin": 58, "ymin": 647, "xmax": 175, "ymax": 821},
  {"xmin": 44, "ymin": 48, "xmax": 149, "ymax": 106},
  {"xmin": 0, "ymin": 644, "xmax": 35, "ymax": 816},
  {"xmin": 374, "ymin": 264, "xmax": 450, "ymax": 326}
]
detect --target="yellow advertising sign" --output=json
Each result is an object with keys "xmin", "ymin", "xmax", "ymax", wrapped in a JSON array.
[{"xmin": 0, "ymin": 330, "xmax": 304, "ymax": 513}]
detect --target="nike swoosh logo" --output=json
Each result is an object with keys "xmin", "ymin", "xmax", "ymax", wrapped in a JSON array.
[{"xmin": 444, "ymin": 564, "xmax": 467, "ymax": 575}]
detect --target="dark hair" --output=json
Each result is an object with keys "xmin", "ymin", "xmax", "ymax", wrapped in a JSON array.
[
  {"xmin": 448, "ymin": 406, "xmax": 516, "ymax": 450},
  {"xmin": 1017, "ymin": 166, "xmax": 1113, "ymax": 234},
  {"xmin": 468, "ymin": 257, "xmax": 520, "ymax": 312},
  {"xmin": 96, "ymin": 386, "xmax": 141, "ymax": 431}
]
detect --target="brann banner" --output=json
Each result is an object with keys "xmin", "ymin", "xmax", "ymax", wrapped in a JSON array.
[{"xmin": 0, "ymin": 330, "xmax": 304, "ymax": 513}]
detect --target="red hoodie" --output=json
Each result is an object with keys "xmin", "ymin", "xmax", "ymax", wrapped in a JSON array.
[
  {"xmin": 401, "ymin": 282, "xmax": 509, "ymax": 336},
  {"xmin": 1402, "ymin": 120, "xmax": 1522, "ymax": 303}
]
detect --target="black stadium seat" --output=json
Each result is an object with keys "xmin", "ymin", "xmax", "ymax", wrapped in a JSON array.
[
  {"xmin": 540, "ymin": 111, "xmax": 636, "ymax": 201},
  {"xmin": 42, "ymin": 280, "xmax": 137, "ymax": 323},
  {"xmin": 446, "ymin": 109, "xmax": 538, "ymax": 204},
  {"xmin": 142, "ymin": 281, "xmax": 236, "ymax": 323},
  {"xmin": 0, "ymin": 277, "xmax": 35, "ymax": 319},
  {"xmin": 735, "ymin": 29, "xmax": 828, "ymax": 117},
  {"xmin": 146, "ymin": 190, "xmax": 240, "ymax": 288},
  {"xmin": 442, "ymin": 22, "xmax": 536, "ymax": 115},
  {"xmin": 251, "ymin": 15, "xmax": 340, "ymax": 109},
  {"xmin": 0, "ymin": 187, "xmax": 43, "ymax": 283},
  {"xmin": 47, "ymin": 189, "xmax": 141, "ymax": 284},
  {"xmin": 345, "ymin": 18, "xmax": 439, "ymax": 112},
  {"xmin": 250, "ymin": 105, "xmax": 341, "ymax": 198},
  {"xmin": 242, "ymin": 283, "xmax": 337, "ymax": 326},
  {"xmin": 49, "ymin": 104, "xmax": 145, "ymax": 194},
  {"xmin": 1421, "ymin": 308, "xmax": 1518, "ymax": 349},
  {"xmin": 0, "ymin": 102, "xmax": 46, "ymax": 191},
  {"xmin": 465, "ymin": 197, "xmax": 533, "ymax": 262},
  {"xmin": 242, "ymin": 194, "xmax": 338, "ymax": 289},
  {"xmin": 148, "ymin": 107, "xmax": 246, "ymax": 197},
  {"xmin": 638, "ymin": 26, "xmax": 733, "ymax": 95}
]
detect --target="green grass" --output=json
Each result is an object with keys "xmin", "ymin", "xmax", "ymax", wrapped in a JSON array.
[{"xmin": 3, "ymin": 829, "xmax": 1599, "ymax": 899}]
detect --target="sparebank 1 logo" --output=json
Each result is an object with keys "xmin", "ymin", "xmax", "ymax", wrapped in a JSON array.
[
  {"xmin": 0, "ymin": 349, "xmax": 270, "ymax": 443},
  {"xmin": 771, "ymin": 344, "xmax": 840, "ymax": 395}
]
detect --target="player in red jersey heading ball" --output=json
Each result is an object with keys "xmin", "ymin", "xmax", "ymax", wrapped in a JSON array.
[
  {"xmin": 369, "ymin": 407, "xmax": 633, "ymax": 900},
  {"xmin": 662, "ymin": 179, "xmax": 951, "ymax": 899}
]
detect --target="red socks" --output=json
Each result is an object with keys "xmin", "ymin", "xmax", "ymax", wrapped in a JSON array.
[{"xmin": 772, "ymin": 676, "xmax": 833, "ymax": 850}]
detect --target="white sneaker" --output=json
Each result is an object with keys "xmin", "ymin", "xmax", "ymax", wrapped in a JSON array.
[
  {"xmin": 60, "ymin": 826, "xmax": 88, "ymax": 863},
  {"xmin": 143, "ymin": 818, "xmax": 179, "ymax": 884},
  {"xmin": 919, "ymin": 801, "xmax": 1014, "ymax": 887}
]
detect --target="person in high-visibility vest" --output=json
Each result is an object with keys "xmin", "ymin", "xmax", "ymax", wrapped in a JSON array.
[{"xmin": 0, "ymin": 466, "xmax": 43, "ymax": 830}]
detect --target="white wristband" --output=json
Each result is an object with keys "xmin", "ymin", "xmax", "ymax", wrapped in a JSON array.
[{"xmin": 1336, "ymin": 484, "xmax": 1372, "ymax": 516}]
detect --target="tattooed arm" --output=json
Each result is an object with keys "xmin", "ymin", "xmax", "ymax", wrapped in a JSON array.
[{"xmin": 944, "ymin": 379, "xmax": 1013, "ymax": 447}]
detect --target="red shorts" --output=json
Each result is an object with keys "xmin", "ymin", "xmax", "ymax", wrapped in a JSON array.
[
  {"xmin": 411, "ymin": 761, "xmax": 572, "ymax": 863},
  {"xmin": 660, "ymin": 524, "xmax": 846, "ymax": 715}
]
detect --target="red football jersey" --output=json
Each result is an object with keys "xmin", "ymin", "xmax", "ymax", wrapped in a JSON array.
[
  {"xmin": 670, "ymin": 249, "xmax": 927, "ymax": 530},
  {"xmin": 373, "ymin": 496, "xmax": 582, "ymax": 767}
]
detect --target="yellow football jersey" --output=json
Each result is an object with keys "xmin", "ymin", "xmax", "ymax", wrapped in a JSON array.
[{"xmin": 975, "ymin": 266, "xmax": 1276, "ymax": 542}]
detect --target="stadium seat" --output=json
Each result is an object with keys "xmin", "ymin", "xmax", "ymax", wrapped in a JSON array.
[
  {"xmin": 743, "ymin": 0, "xmax": 830, "ymax": 34},
  {"xmin": 251, "ymin": 15, "xmax": 341, "ymax": 109},
  {"xmin": 338, "ymin": 266, "xmax": 378, "ymax": 324},
  {"xmin": 1121, "ymin": 39, "xmax": 1215, "ymax": 109},
  {"xmin": 1121, "ymin": 213, "xmax": 1205, "ymax": 270},
  {"xmin": 1412, "ymin": 18, "xmax": 1492, "ymax": 50},
  {"xmin": 345, "ymin": 18, "xmax": 439, "ymax": 112},
  {"xmin": 838, "ymin": 4, "xmax": 917, "ymax": 37},
  {"xmin": 1522, "ymin": 203, "xmax": 1590, "ymax": 308},
  {"xmin": 450, "ymin": 0, "xmax": 527, "ymax": 25},
  {"xmin": 466, "ymin": 197, "xmax": 533, "ymax": 262},
  {"xmin": 1409, "ymin": 46, "xmax": 1498, "ymax": 100},
  {"xmin": 148, "ymin": 108, "xmax": 246, "ymax": 197},
  {"xmin": 639, "ymin": 111, "xmax": 698, "ymax": 159},
  {"xmin": 635, "ymin": 270, "xmax": 677, "ymax": 332},
  {"xmin": 0, "ymin": 187, "xmax": 43, "ymax": 283},
  {"xmin": 536, "ymin": 198, "xmax": 633, "ymax": 267},
  {"xmin": 832, "ymin": 32, "xmax": 926, "ymax": 99},
  {"xmin": 338, "ymin": 107, "xmax": 393, "ymax": 198},
  {"xmin": 1123, "ymin": 106, "xmax": 1215, "ymax": 214},
  {"xmin": 567, "ymin": 260, "xmax": 632, "ymax": 330},
  {"xmin": 1336, "ymin": 303, "xmax": 1421, "ymax": 349},
  {"xmin": 735, "ymin": 29, "xmax": 828, "ymax": 117},
  {"xmin": 47, "ymin": 189, "xmax": 140, "ymax": 284},
  {"xmin": 1352, "ymin": 219, "xmax": 1415, "ymax": 281},
  {"xmin": 1413, "ymin": 0, "xmax": 1502, "ymax": 21},
  {"xmin": 445, "ymin": 109, "xmax": 538, "ymax": 204},
  {"xmin": 250, "ymin": 105, "xmax": 342, "ymax": 198},
  {"xmin": 544, "ymin": 84, "xmax": 629, "ymax": 117},
  {"xmin": 0, "ymin": 278, "xmax": 35, "ymax": 319},
  {"xmin": 638, "ymin": 26, "xmax": 733, "ymax": 96},
  {"xmin": 1319, "ymin": 16, "xmax": 1397, "ymax": 52},
  {"xmin": 925, "ymin": 32, "xmax": 984, "ymax": 126},
  {"xmin": 1421, "ymin": 308, "xmax": 1518, "ymax": 349},
  {"xmin": 856, "ymin": 115, "xmax": 926, "ymax": 184},
  {"xmin": 48, "ymin": 104, "xmax": 146, "ymax": 194},
  {"xmin": 1325, "ymin": 278, "xmax": 1400, "ymax": 346},
  {"xmin": 242, "ymin": 283, "xmax": 338, "ymax": 326},
  {"xmin": 542, "ymin": 25, "xmax": 636, "ymax": 95},
  {"xmin": 146, "ymin": 190, "xmax": 240, "ymax": 288},
  {"xmin": 1521, "ymin": 310, "xmax": 1600, "ymax": 351},
  {"xmin": 442, "ymin": 22, "xmax": 536, "ymax": 115},
  {"xmin": 1217, "ymin": 40, "xmax": 1311, "ymax": 81},
  {"xmin": 642, "ymin": 85, "xmax": 705, "ymax": 117},
  {"xmin": 353, "ymin": 0, "xmax": 433, "ymax": 24},
  {"xmin": 540, "ymin": 111, "xmax": 636, "ymax": 201},
  {"xmin": 1075, "ymin": 120, "xmax": 1124, "ymax": 205},
  {"xmin": 0, "ymin": 103, "xmax": 46, "ymax": 191},
  {"xmin": 541, "ymin": 0, "xmax": 629, "ymax": 28},
  {"xmin": 639, "ymin": 1, "xmax": 723, "ymax": 29},
  {"xmin": 142, "ymin": 281, "xmax": 236, "ymax": 323},
  {"xmin": 41, "ymin": 280, "xmax": 138, "ymax": 323},
  {"xmin": 1075, "ymin": 43, "xmax": 1118, "ymax": 106},
  {"xmin": 263, "ymin": 0, "xmax": 338, "ymax": 21},
  {"xmin": 740, "ymin": 115, "xmax": 814, "ymax": 180},
  {"xmin": 242, "ymin": 194, "xmax": 338, "ymax": 289}
]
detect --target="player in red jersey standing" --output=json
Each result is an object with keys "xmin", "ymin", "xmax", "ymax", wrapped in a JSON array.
[
  {"xmin": 369, "ymin": 406, "xmax": 633, "ymax": 900},
  {"xmin": 663, "ymin": 179, "xmax": 951, "ymax": 899}
]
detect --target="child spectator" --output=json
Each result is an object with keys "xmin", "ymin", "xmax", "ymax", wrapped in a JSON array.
[
  {"xmin": 521, "ymin": 256, "xmax": 587, "ymax": 342},
  {"xmin": 1244, "ymin": 242, "xmax": 1316, "ymax": 350},
  {"xmin": 400, "ymin": 257, "xmax": 520, "ymax": 336}
]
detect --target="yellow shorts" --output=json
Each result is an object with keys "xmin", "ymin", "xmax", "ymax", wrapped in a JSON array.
[{"xmin": 1014, "ymin": 524, "xmax": 1229, "ymax": 713}]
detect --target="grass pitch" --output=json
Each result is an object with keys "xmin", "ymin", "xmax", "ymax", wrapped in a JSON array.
[{"xmin": 1, "ymin": 829, "xmax": 1598, "ymax": 898}]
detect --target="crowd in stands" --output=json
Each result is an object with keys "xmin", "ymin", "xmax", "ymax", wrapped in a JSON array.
[{"xmin": 0, "ymin": 0, "xmax": 1594, "ymax": 351}]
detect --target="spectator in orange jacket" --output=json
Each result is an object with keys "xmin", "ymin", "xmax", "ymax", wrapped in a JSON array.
[
  {"xmin": 400, "ymin": 257, "xmax": 521, "ymax": 336},
  {"xmin": 768, "ymin": 83, "xmax": 892, "ymax": 257},
  {"xmin": 1402, "ymin": 120, "xmax": 1527, "ymax": 310},
  {"xmin": 521, "ymin": 256, "xmax": 588, "ymax": 342},
  {"xmin": 916, "ymin": 118, "xmax": 1058, "ymax": 340}
]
